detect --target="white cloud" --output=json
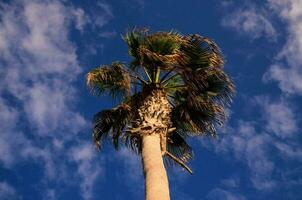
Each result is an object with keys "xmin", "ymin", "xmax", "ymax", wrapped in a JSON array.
[
  {"xmin": 0, "ymin": 0, "xmax": 86, "ymax": 136},
  {"xmin": 274, "ymin": 142, "xmax": 302, "ymax": 160},
  {"xmin": 70, "ymin": 143, "xmax": 102, "ymax": 200},
  {"xmin": 256, "ymin": 96, "xmax": 297, "ymax": 138},
  {"xmin": 44, "ymin": 189, "xmax": 56, "ymax": 200},
  {"xmin": 207, "ymin": 178, "xmax": 246, "ymax": 200},
  {"xmin": 220, "ymin": 1, "xmax": 302, "ymax": 95},
  {"xmin": 0, "ymin": 182, "xmax": 19, "ymax": 200},
  {"xmin": 207, "ymin": 188, "xmax": 246, "ymax": 200},
  {"xmin": 201, "ymin": 94, "xmax": 302, "ymax": 193},
  {"xmin": 202, "ymin": 121, "xmax": 276, "ymax": 191},
  {"xmin": 222, "ymin": 8, "xmax": 277, "ymax": 40},
  {"xmin": 83, "ymin": 1, "xmax": 113, "ymax": 30},
  {"xmin": 0, "ymin": 0, "xmax": 114, "ymax": 198},
  {"xmin": 263, "ymin": 0, "xmax": 302, "ymax": 94}
]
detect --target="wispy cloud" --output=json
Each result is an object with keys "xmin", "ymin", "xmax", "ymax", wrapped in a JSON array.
[
  {"xmin": 0, "ymin": 0, "xmax": 113, "ymax": 198},
  {"xmin": 220, "ymin": 0, "xmax": 302, "ymax": 95},
  {"xmin": 207, "ymin": 188, "xmax": 246, "ymax": 200},
  {"xmin": 256, "ymin": 96, "xmax": 298, "ymax": 138},
  {"xmin": 221, "ymin": 5, "xmax": 277, "ymax": 41},
  {"xmin": 0, "ymin": 182, "xmax": 19, "ymax": 200},
  {"xmin": 206, "ymin": 177, "xmax": 246, "ymax": 200},
  {"xmin": 201, "ymin": 94, "xmax": 302, "ymax": 195},
  {"xmin": 208, "ymin": 121, "xmax": 276, "ymax": 190},
  {"xmin": 263, "ymin": 0, "xmax": 302, "ymax": 94},
  {"xmin": 216, "ymin": 2, "xmax": 302, "ymax": 195},
  {"xmin": 70, "ymin": 143, "xmax": 103, "ymax": 200}
]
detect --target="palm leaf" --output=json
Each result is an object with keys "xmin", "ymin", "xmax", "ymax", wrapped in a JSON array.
[
  {"xmin": 123, "ymin": 29, "xmax": 147, "ymax": 69},
  {"xmin": 167, "ymin": 130, "xmax": 193, "ymax": 163},
  {"xmin": 92, "ymin": 104, "xmax": 131, "ymax": 149},
  {"xmin": 171, "ymin": 90, "xmax": 226, "ymax": 136},
  {"xmin": 124, "ymin": 29, "xmax": 186, "ymax": 74},
  {"xmin": 180, "ymin": 34, "xmax": 224, "ymax": 70},
  {"xmin": 87, "ymin": 62, "xmax": 131, "ymax": 99}
]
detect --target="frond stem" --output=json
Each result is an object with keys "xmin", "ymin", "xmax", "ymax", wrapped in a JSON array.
[
  {"xmin": 130, "ymin": 74, "xmax": 148, "ymax": 85},
  {"xmin": 155, "ymin": 66, "xmax": 161, "ymax": 83},
  {"xmin": 143, "ymin": 66, "xmax": 152, "ymax": 83},
  {"xmin": 165, "ymin": 151, "xmax": 193, "ymax": 174}
]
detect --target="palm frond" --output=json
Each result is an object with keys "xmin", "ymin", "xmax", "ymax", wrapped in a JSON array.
[
  {"xmin": 171, "ymin": 90, "xmax": 226, "ymax": 136},
  {"xmin": 162, "ymin": 73, "xmax": 184, "ymax": 94},
  {"xmin": 92, "ymin": 104, "xmax": 131, "ymax": 150},
  {"xmin": 167, "ymin": 131, "xmax": 193, "ymax": 162},
  {"xmin": 183, "ymin": 68, "xmax": 235, "ymax": 107},
  {"xmin": 175, "ymin": 34, "xmax": 235, "ymax": 106},
  {"xmin": 123, "ymin": 29, "xmax": 147, "ymax": 70},
  {"xmin": 87, "ymin": 62, "xmax": 131, "ymax": 99},
  {"xmin": 124, "ymin": 29, "xmax": 186, "ymax": 73},
  {"xmin": 181, "ymin": 34, "xmax": 224, "ymax": 70}
]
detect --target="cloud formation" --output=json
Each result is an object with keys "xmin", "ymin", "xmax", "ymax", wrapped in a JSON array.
[
  {"xmin": 0, "ymin": 0, "xmax": 111, "ymax": 199},
  {"xmin": 0, "ymin": 182, "xmax": 19, "ymax": 200},
  {"xmin": 222, "ymin": 8, "xmax": 277, "ymax": 41},
  {"xmin": 264, "ymin": 0, "xmax": 302, "ymax": 94},
  {"xmin": 221, "ymin": 0, "xmax": 302, "ymax": 95}
]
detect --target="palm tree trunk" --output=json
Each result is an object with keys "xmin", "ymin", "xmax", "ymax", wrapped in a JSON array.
[
  {"xmin": 142, "ymin": 133, "xmax": 170, "ymax": 200},
  {"xmin": 129, "ymin": 88, "xmax": 172, "ymax": 200}
]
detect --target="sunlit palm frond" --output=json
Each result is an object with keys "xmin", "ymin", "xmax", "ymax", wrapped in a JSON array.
[
  {"xmin": 138, "ymin": 47, "xmax": 184, "ymax": 71},
  {"xmin": 124, "ymin": 29, "xmax": 187, "ymax": 80},
  {"xmin": 145, "ymin": 31, "xmax": 182, "ymax": 55},
  {"xmin": 87, "ymin": 62, "xmax": 131, "ymax": 99},
  {"xmin": 123, "ymin": 29, "xmax": 147, "ymax": 69}
]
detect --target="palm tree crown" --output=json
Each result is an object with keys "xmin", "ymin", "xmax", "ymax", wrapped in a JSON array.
[{"xmin": 87, "ymin": 29, "xmax": 235, "ymax": 172}]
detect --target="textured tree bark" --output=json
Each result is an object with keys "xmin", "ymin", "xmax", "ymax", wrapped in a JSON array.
[{"xmin": 142, "ymin": 134, "xmax": 170, "ymax": 200}]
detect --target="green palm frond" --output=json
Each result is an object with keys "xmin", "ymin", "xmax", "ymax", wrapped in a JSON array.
[
  {"xmin": 145, "ymin": 31, "xmax": 182, "ymax": 55},
  {"xmin": 181, "ymin": 34, "xmax": 224, "ymax": 70},
  {"xmin": 92, "ymin": 94, "xmax": 143, "ymax": 152},
  {"xmin": 124, "ymin": 29, "xmax": 187, "ymax": 82},
  {"xmin": 171, "ymin": 90, "xmax": 225, "ymax": 136},
  {"xmin": 87, "ymin": 62, "xmax": 131, "ymax": 98},
  {"xmin": 167, "ymin": 131, "xmax": 193, "ymax": 162},
  {"xmin": 177, "ymin": 34, "xmax": 235, "ymax": 108},
  {"xmin": 93, "ymin": 104, "xmax": 131, "ymax": 149},
  {"xmin": 183, "ymin": 68, "xmax": 235, "ymax": 107},
  {"xmin": 162, "ymin": 73, "xmax": 185, "ymax": 94},
  {"xmin": 123, "ymin": 29, "xmax": 147, "ymax": 69}
]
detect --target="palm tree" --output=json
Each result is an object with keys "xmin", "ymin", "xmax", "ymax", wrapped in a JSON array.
[{"xmin": 86, "ymin": 29, "xmax": 235, "ymax": 200}]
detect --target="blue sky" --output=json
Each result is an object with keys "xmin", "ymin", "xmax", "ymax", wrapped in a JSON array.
[{"xmin": 0, "ymin": 0, "xmax": 302, "ymax": 199}]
